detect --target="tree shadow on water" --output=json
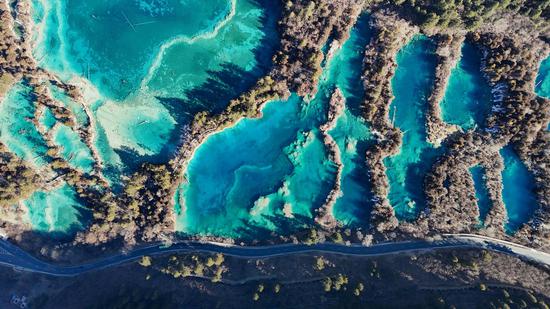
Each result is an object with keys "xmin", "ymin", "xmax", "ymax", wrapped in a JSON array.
[
  {"xmin": 341, "ymin": 13, "xmax": 373, "ymax": 117},
  {"xmin": 403, "ymin": 146, "xmax": 444, "ymax": 219},
  {"xmin": 113, "ymin": 0, "xmax": 281, "ymax": 170},
  {"xmin": 113, "ymin": 63, "xmax": 261, "ymax": 171}
]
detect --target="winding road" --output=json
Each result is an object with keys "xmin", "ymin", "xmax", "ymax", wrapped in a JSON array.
[{"xmin": 0, "ymin": 234, "xmax": 549, "ymax": 277}]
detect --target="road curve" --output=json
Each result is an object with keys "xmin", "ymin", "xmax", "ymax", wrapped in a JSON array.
[{"xmin": 0, "ymin": 234, "xmax": 549, "ymax": 277}]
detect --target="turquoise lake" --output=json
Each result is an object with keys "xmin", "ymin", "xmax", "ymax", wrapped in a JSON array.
[
  {"xmin": 470, "ymin": 166, "xmax": 492, "ymax": 224},
  {"xmin": 0, "ymin": 82, "xmax": 49, "ymax": 167},
  {"xmin": 536, "ymin": 56, "xmax": 550, "ymax": 99},
  {"xmin": 500, "ymin": 146, "xmax": 538, "ymax": 233},
  {"xmin": 319, "ymin": 14, "xmax": 373, "ymax": 226},
  {"xmin": 1, "ymin": 3, "xmax": 542, "ymax": 236},
  {"xmin": 31, "ymin": 0, "xmax": 279, "ymax": 176},
  {"xmin": 384, "ymin": 36, "xmax": 440, "ymax": 219},
  {"xmin": 176, "ymin": 15, "xmax": 374, "ymax": 236},
  {"xmin": 33, "ymin": 0, "xmax": 230, "ymax": 99},
  {"xmin": 20, "ymin": 0, "xmax": 281, "ymax": 233},
  {"xmin": 52, "ymin": 124, "xmax": 95, "ymax": 174},
  {"xmin": 441, "ymin": 43, "xmax": 492, "ymax": 130},
  {"xmin": 176, "ymin": 95, "xmax": 333, "ymax": 236},
  {"xmin": 23, "ymin": 183, "xmax": 89, "ymax": 234}
]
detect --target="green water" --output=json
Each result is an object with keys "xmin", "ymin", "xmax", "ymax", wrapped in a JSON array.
[
  {"xmin": 536, "ymin": 56, "xmax": 550, "ymax": 99},
  {"xmin": 500, "ymin": 146, "xmax": 538, "ymax": 233},
  {"xmin": 0, "ymin": 82, "xmax": 49, "ymax": 167},
  {"xmin": 441, "ymin": 43, "xmax": 492, "ymax": 130},
  {"xmin": 23, "ymin": 183, "xmax": 89, "ymax": 234},
  {"xmin": 384, "ymin": 36, "xmax": 440, "ymax": 219},
  {"xmin": 470, "ymin": 165, "xmax": 492, "ymax": 224}
]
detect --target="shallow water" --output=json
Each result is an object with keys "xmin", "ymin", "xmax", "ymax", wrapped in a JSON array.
[
  {"xmin": 320, "ymin": 14, "xmax": 373, "ymax": 226},
  {"xmin": 535, "ymin": 56, "xmax": 550, "ymax": 99},
  {"xmin": 15, "ymin": 0, "xmax": 279, "ymax": 233},
  {"xmin": 0, "ymin": 82, "xmax": 49, "ymax": 167},
  {"xmin": 49, "ymin": 85, "xmax": 89, "ymax": 127},
  {"xmin": 31, "ymin": 0, "xmax": 278, "ymax": 177},
  {"xmin": 469, "ymin": 165, "xmax": 492, "ymax": 224},
  {"xmin": 23, "ymin": 183, "xmax": 89, "ymax": 234},
  {"xmin": 52, "ymin": 124, "xmax": 95, "ymax": 173},
  {"xmin": 384, "ymin": 36, "xmax": 440, "ymax": 220},
  {"xmin": 34, "ymin": 0, "xmax": 230, "ymax": 100},
  {"xmin": 38, "ymin": 107, "xmax": 57, "ymax": 131},
  {"xmin": 441, "ymin": 43, "xmax": 492, "ymax": 130},
  {"xmin": 176, "ymin": 95, "xmax": 333, "ymax": 237},
  {"xmin": 500, "ymin": 146, "xmax": 538, "ymax": 233},
  {"xmin": 147, "ymin": 0, "xmax": 280, "ymax": 108},
  {"xmin": 95, "ymin": 97, "xmax": 176, "ymax": 157},
  {"xmin": 17, "ymin": 1, "xmax": 541, "ymax": 238}
]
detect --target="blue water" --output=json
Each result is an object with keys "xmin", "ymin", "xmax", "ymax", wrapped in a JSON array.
[
  {"xmin": 49, "ymin": 85, "xmax": 90, "ymax": 127},
  {"xmin": 319, "ymin": 14, "xmax": 374, "ymax": 226},
  {"xmin": 147, "ymin": 0, "xmax": 280, "ymax": 109},
  {"xmin": 441, "ymin": 43, "xmax": 492, "ymax": 130},
  {"xmin": 500, "ymin": 146, "xmax": 538, "ymax": 233},
  {"xmin": 177, "ymin": 15, "xmax": 375, "ymax": 236},
  {"xmin": 17, "ymin": 0, "xmax": 281, "ymax": 233},
  {"xmin": 176, "ymin": 96, "xmax": 333, "ymax": 236},
  {"xmin": 535, "ymin": 56, "xmax": 550, "ymax": 99},
  {"xmin": 16, "ymin": 1, "xmax": 543, "ymax": 239},
  {"xmin": 384, "ymin": 36, "xmax": 440, "ymax": 219},
  {"xmin": 38, "ymin": 107, "xmax": 57, "ymax": 131},
  {"xmin": 470, "ymin": 165, "xmax": 492, "ymax": 224}
]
